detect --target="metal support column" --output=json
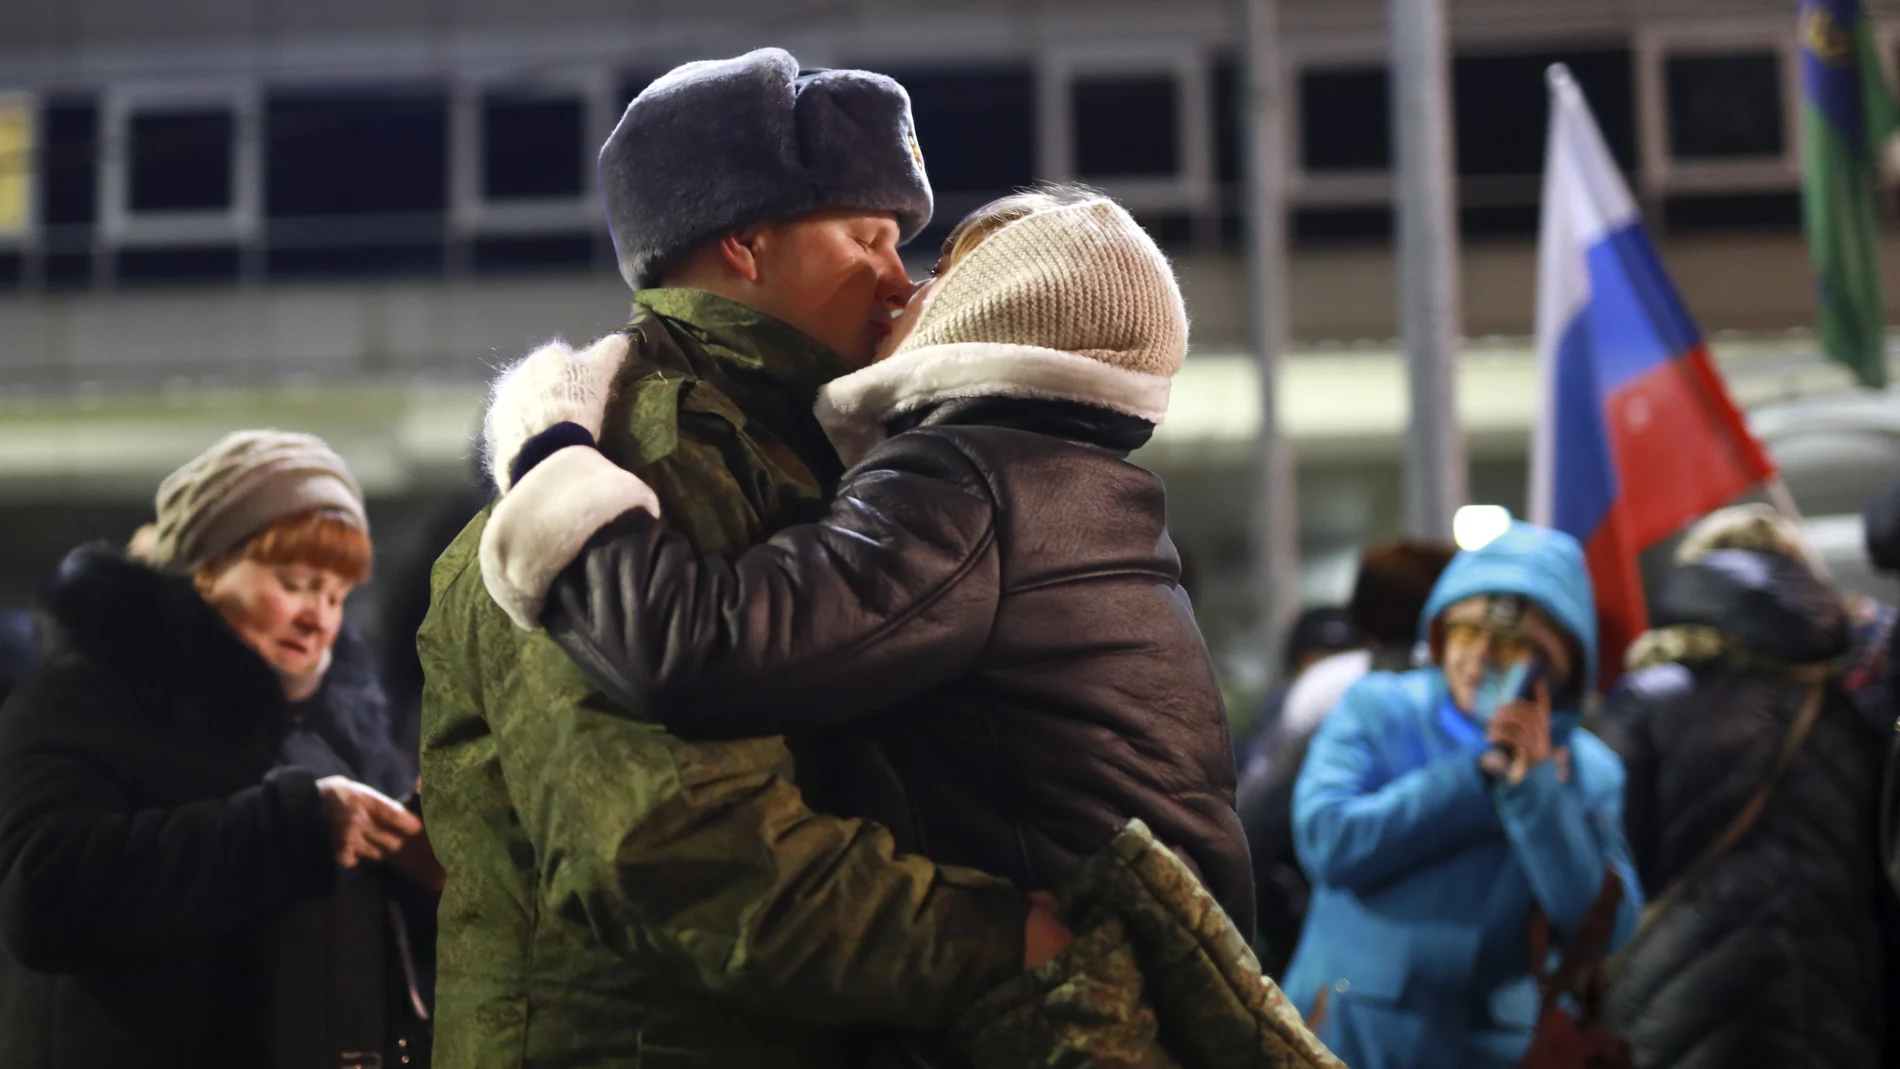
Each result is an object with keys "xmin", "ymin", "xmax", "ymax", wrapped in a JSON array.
[
  {"xmin": 1390, "ymin": 0, "xmax": 1468, "ymax": 538},
  {"xmin": 1242, "ymin": 0, "xmax": 1300, "ymax": 678}
]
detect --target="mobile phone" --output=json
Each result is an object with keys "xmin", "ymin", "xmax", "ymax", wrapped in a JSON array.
[{"xmin": 1515, "ymin": 659, "xmax": 1547, "ymax": 702}]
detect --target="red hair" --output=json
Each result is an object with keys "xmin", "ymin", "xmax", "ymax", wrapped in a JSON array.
[{"xmin": 209, "ymin": 510, "xmax": 373, "ymax": 585}]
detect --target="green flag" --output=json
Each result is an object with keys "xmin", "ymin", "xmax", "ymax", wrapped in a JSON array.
[{"xmin": 1800, "ymin": 0, "xmax": 1897, "ymax": 389}]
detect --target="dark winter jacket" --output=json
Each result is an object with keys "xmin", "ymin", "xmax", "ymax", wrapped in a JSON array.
[
  {"xmin": 0, "ymin": 609, "xmax": 35, "ymax": 709},
  {"xmin": 281, "ymin": 629, "xmax": 415, "ymax": 799},
  {"xmin": 379, "ymin": 473, "xmax": 493, "ymax": 765},
  {"xmin": 513, "ymin": 389, "xmax": 1253, "ymax": 940},
  {"xmin": 270, "ymin": 629, "xmax": 436, "ymax": 1069},
  {"xmin": 1599, "ymin": 549, "xmax": 1887, "ymax": 1069},
  {"xmin": 0, "ymin": 545, "xmax": 428, "ymax": 1069}
]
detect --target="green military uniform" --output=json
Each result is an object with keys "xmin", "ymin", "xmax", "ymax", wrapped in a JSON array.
[{"xmin": 418, "ymin": 290, "xmax": 1025, "ymax": 1069}]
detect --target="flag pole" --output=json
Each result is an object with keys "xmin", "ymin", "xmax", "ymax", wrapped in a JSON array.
[
  {"xmin": 1764, "ymin": 476, "xmax": 1806, "ymax": 526},
  {"xmin": 1759, "ymin": 474, "xmax": 1837, "ymax": 581}
]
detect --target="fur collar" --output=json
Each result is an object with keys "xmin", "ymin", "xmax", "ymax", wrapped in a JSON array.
[
  {"xmin": 38, "ymin": 544, "xmax": 289, "ymax": 746},
  {"xmin": 815, "ymin": 342, "xmax": 1172, "ymax": 467}
]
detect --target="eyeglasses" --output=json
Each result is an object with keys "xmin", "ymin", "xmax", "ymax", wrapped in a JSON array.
[{"xmin": 1442, "ymin": 621, "xmax": 1538, "ymax": 665}]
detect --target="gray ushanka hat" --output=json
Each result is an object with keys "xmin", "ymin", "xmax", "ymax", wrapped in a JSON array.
[{"xmin": 601, "ymin": 47, "xmax": 933, "ymax": 289}]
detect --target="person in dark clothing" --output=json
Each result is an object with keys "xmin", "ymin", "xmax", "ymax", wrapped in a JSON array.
[
  {"xmin": 378, "ymin": 468, "xmax": 492, "ymax": 765},
  {"xmin": 1235, "ymin": 538, "xmax": 1456, "ymax": 975},
  {"xmin": 476, "ymin": 187, "xmax": 1255, "ymax": 938},
  {"xmin": 1853, "ymin": 477, "xmax": 1900, "ymax": 1052},
  {"xmin": 1599, "ymin": 527, "xmax": 1888, "ymax": 1069},
  {"xmin": 1867, "ymin": 475, "xmax": 1900, "ymax": 579},
  {"xmin": 0, "ymin": 609, "xmax": 35, "ymax": 710},
  {"xmin": 271, "ymin": 623, "xmax": 441, "ymax": 1064},
  {"xmin": 0, "ymin": 431, "xmax": 440, "ymax": 1069},
  {"xmin": 1235, "ymin": 607, "xmax": 1363, "ymax": 773}
]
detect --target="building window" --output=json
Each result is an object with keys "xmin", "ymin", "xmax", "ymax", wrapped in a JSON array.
[
  {"xmin": 1073, "ymin": 74, "xmax": 1180, "ymax": 179},
  {"xmin": 1300, "ymin": 66, "xmax": 1391, "ymax": 173},
  {"xmin": 116, "ymin": 244, "xmax": 241, "ymax": 284},
  {"xmin": 102, "ymin": 87, "xmax": 256, "ymax": 255},
  {"xmin": 1292, "ymin": 206, "xmax": 1393, "ymax": 245},
  {"xmin": 1665, "ymin": 52, "xmax": 1784, "ymax": 160},
  {"xmin": 40, "ymin": 98, "xmax": 98, "ymax": 229},
  {"xmin": 473, "ymin": 232, "xmax": 597, "ymax": 273},
  {"xmin": 127, "ymin": 108, "xmax": 234, "ymax": 212},
  {"xmin": 266, "ymin": 88, "xmax": 447, "ymax": 278},
  {"xmin": 0, "ymin": 95, "xmax": 32, "ymax": 239},
  {"xmin": 1213, "ymin": 58, "xmax": 1242, "ymax": 185},
  {"xmin": 266, "ymin": 88, "xmax": 449, "ymax": 217},
  {"xmin": 873, "ymin": 65, "xmax": 1037, "ymax": 195},
  {"xmin": 482, "ymin": 93, "xmax": 585, "ymax": 201},
  {"xmin": 1455, "ymin": 48, "xmax": 1634, "ymax": 175},
  {"xmin": 40, "ymin": 100, "xmax": 95, "ymax": 287},
  {"xmin": 1662, "ymin": 191, "xmax": 1801, "ymax": 231}
]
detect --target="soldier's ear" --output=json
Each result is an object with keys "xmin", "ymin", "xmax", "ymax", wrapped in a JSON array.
[{"xmin": 718, "ymin": 228, "xmax": 766, "ymax": 283}]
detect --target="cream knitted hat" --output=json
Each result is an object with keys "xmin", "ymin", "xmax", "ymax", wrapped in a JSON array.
[
  {"xmin": 817, "ymin": 194, "xmax": 1188, "ymax": 464},
  {"xmin": 898, "ymin": 194, "xmax": 1187, "ymax": 372},
  {"xmin": 134, "ymin": 429, "xmax": 368, "ymax": 573}
]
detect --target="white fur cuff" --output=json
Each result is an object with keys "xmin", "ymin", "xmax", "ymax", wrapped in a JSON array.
[
  {"xmin": 479, "ymin": 446, "xmax": 662, "ymax": 630},
  {"xmin": 483, "ymin": 332, "xmax": 632, "ymax": 493}
]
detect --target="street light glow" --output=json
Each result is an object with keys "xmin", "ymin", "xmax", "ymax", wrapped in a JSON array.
[{"xmin": 1453, "ymin": 505, "xmax": 1513, "ymax": 551}]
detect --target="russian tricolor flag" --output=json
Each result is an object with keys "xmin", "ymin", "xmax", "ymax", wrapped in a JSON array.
[{"xmin": 1530, "ymin": 65, "xmax": 1778, "ymax": 690}]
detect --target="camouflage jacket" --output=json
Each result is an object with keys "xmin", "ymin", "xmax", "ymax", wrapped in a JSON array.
[{"xmin": 417, "ymin": 289, "xmax": 1025, "ymax": 1069}]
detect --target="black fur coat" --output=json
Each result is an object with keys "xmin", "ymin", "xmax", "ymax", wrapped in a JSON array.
[{"xmin": 0, "ymin": 544, "xmax": 424, "ymax": 1069}]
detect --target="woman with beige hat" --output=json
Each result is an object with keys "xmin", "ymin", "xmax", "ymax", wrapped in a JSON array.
[
  {"xmin": 478, "ymin": 185, "xmax": 1253, "ymax": 941},
  {"xmin": 0, "ymin": 429, "xmax": 440, "ymax": 1069}
]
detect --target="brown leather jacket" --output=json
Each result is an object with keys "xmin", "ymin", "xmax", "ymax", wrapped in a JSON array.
[{"xmin": 542, "ymin": 395, "xmax": 1254, "ymax": 938}]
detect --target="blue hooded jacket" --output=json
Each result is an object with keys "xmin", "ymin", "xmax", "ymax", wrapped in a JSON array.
[{"xmin": 1283, "ymin": 523, "xmax": 1641, "ymax": 1069}]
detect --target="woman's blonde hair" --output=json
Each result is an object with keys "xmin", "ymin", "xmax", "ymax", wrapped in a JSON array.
[{"xmin": 936, "ymin": 183, "xmax": 1103, "ymax": 275}]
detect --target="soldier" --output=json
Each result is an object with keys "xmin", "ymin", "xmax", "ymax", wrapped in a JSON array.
[{"xmin": 418, "ymin": 49, "xmax": 1067, "ymax": 1069}]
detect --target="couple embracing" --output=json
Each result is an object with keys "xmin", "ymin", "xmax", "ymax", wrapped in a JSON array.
[{"xmin": 421, "ymin": 47, "xmax": 1333, "ymax": 1069}]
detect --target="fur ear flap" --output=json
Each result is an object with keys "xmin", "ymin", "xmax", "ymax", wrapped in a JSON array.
[{"xmin": 482, "ymin": 333, "xmax": 632, "ymax": 493}]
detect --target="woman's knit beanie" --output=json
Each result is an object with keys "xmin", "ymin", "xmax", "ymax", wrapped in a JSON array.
[
  {"xmin": 895, "ymin": 193, "xmax": 1188, "ymax": 378},
  {"xmin": 132, "ymin": 429, "xmax": 368, "ymax": 574}
]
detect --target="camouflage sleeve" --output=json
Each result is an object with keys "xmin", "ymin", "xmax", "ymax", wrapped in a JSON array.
[{"xmin": 475, "ymin": 433, "xmax": 1027, "ymax": 1027}]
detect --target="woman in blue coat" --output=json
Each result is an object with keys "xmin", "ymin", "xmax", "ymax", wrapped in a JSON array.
[{"xmin": 1283, "ymin": 521, "xmax": 1642, "ymax": 1069}]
